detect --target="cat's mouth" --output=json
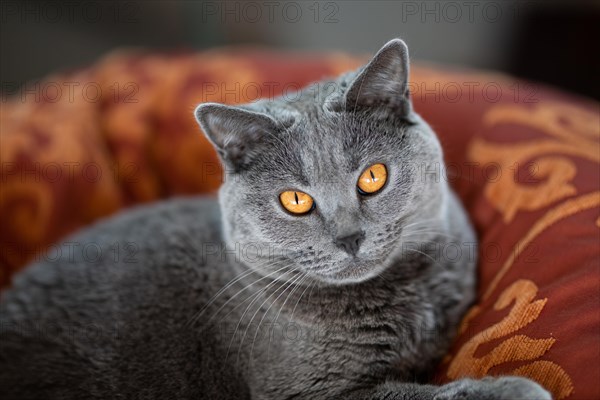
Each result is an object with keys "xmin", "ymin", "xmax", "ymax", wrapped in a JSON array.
[{"xmin": 310, "ymin": 255, "xmax": 388, "ymax": 285}]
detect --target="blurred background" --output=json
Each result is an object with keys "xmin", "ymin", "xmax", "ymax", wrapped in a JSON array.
[{"xmin": 1, "ymin": 0, "xmax": 599, "ymax": 100}]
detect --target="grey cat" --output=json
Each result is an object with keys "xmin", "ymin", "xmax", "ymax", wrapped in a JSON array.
[{"xmin": 0, "ymin": 39, "xmax": 551, "ymax": 399}]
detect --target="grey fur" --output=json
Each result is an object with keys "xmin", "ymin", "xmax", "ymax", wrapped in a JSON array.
[{"xmin": 0, "ymin": 39, "xmax": 551, "ymax": 399}]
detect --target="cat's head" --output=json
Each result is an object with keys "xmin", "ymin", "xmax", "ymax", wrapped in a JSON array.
[{"xmin": 195, "ymin": 39, "xmax": 447, "ymax": 285}]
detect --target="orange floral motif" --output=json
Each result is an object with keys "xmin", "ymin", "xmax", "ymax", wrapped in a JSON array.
[
  {"xmin": 448, "ymin": 280, "xmax": 574, "ymax": 399},
  {"xmin": 468, "ymin": 103, "xmax": 600, "ymax": 222},
  {"xmin": 483, "ymin": 191, "xmax": 600, "ymax": 301},
  {"xmin": 452, "ymin": 101, "xmax": 600, "ymax": 399}
]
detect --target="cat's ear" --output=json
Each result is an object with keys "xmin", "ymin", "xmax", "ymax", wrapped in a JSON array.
[
  {"xmin": 345, "ymin": 39, "xmax": 416, "ymax": 122},
  {"xmin": 195, "ymin": 103, "xmax": 279, "ymax": 171}
]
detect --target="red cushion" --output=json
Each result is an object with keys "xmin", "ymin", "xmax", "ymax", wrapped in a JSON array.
[{"xmin": 1, "ymin": 49, "xmax": 598, "ymax": 400}]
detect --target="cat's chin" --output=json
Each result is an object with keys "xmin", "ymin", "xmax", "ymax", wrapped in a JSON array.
[{"xmin": 310, "ymin": 259, "xmax": 388, "ymax": 285}]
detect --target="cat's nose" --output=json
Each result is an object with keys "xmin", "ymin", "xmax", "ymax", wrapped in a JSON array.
[{"xmin": 334, "ymin": 230, "xmax": 365, "ymax": 257}]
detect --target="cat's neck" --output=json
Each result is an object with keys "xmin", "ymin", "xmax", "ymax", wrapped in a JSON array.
[{"xmin": 230, "ymin": 246, "xmax": 435, "ymax": 330}]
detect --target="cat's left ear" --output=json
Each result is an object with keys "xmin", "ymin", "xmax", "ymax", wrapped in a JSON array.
[
  {"xmin": 345, "ymin": 39, "xmax": 416, "ymax": 122},
  {"xmin": 195, "ymin": 103, "xmax": 280, "ymax": 171}
]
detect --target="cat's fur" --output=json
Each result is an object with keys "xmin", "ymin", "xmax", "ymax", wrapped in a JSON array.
[{"xmin": 0, "ymin": 39, "xmax": 551, "ymax": 399}]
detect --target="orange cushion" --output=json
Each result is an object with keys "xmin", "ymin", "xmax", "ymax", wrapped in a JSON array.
[{"xmin": 1, "ymin": 49, "xmax": 598, "ymax": 400}]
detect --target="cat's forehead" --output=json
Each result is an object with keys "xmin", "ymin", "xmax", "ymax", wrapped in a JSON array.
[
  {"xmin": 293, "ymin": 111, "xmax": 362, "ymax": 167},
  {"xmin": 255, "ymin": 112, "xmax": 368, "ymax": 187},
  {"xmin": 246, "ymin": 99, "xmax": 406, "ymax": 188}
]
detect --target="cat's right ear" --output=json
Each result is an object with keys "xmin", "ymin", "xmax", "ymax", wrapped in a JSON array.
[
  {"xmin": 345, "ymin": 39, "xmax": 416, "ymax": 122},
  {"xmin": 195, "ymin": 103, "xmax": 279, "ymax": 171}
]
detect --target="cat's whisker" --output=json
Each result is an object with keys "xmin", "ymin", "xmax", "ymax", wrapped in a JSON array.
[
  {"xmin": 289, "ymin": 276, "xmax": 313, "ymax": 323},
  {"xmin": 270, "ymin": 274, "xmax": 314, "ymax": 357},
  {"xmin": 264, "ymin": 273, "xmax": 311, "ymax": 360},
  {"xmin": 404, "ymin": 248, "xmax": 442, "ymax": 267},
  {"xmin": 224, "ymin": 275, "xmax": 285, "ymax": 363},
  {"xmin": 240, "ymin": 275, "xmax": 297, "ymax": 364},
  {"xmin": 399, "ymin": 229, "xmax": 458, "ymax": 241},
  {"xmin": 400, "ymin": 232, "xmax": 453, "ymax": 241},
  {"xmin": 264, "ymin": 272, "xmax": 309, "ymax": 342},
  {"xmin": 212, "ymin": 259, "xmax": 304, "ymax": 326},
  {"xmin": 317, "ymin": 261, "xmax": 343, "ymax": 274},
  {"xmin": 374, "ymin": 270, "xmax": 389, "ymax": 283},
  {"xmin": 185, "ymin": 264, "xmax": 264, "ymax": 328},
  {"xmin": 242, "ymin": 271, "xmax": 308, "ymax": 365},
  {"xmin": 202, "ymin": 261, "xmax": 294, "ymax": 328},
  {"xmin": 225, "ymin": 268, "xmax": 298, "ymax": 363},
  {"xmin": 400, "ymin": 218, "xmax": 444, "ymax": 230},
  {"xmin": 186, "ymin": 258, "xmax": 289, "ymax": 328}
]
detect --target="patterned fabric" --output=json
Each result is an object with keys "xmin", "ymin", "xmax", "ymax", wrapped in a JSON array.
[
  {"xmin": 0, "ymin": 49, "xmax": 598, "ymax": 399},
  {"xmin": 415, "ymin": 70, "xmax": 599, "ymax": 400}
]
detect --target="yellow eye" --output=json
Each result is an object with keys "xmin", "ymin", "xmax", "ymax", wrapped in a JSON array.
[
  {"xmin": 357, "ymin": 163, "xmax": 387, "ymax": 194},
  {"xmin": 279, "ymin": 191, "xmax": 315, "ymax": 215}
]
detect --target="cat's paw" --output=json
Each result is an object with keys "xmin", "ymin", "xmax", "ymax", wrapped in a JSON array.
[{"xmin": 433, "ymin": 376, "xmax": 552, "ymax": 400}]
